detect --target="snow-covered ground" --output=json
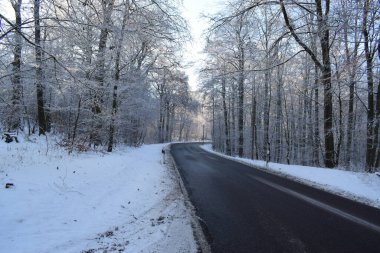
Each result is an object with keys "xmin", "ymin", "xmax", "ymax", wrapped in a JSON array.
[
  {"xmin": 202, "ymin": 144, "xmax": 380, "ymax": 209},
  {"xmin": 0, "ymin": 135, "xmax": 197, "ymax": 253}
]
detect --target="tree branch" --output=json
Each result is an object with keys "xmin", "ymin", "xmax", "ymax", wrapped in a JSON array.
[{"xmin": 279, "ymin": 0, "xmax": 323, "ymax": 70}]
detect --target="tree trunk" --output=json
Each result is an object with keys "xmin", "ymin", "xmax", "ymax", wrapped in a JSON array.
[
  {"xmin": 108, "ymin": 2, "xmax": 128, "ymax": 152},
  {"xmin": 346, "ymin": 76, "xmax": 355, "ymax": 167},
  {"xmin": 313, "ymin": 66, "xmax": 320, "ymax": 166},
  {"xmin": 263, "ymin": 12, "xmax": 271, "ymax": 162},
  {"xmin": 34, "ymin": 0, "xmax": 47, "ymax": 135},
  {"xmin": 45, "ymin": 91, "xmax": 52, "ymax": 133},
  {"xmin": 70, "ymin": 97, "xmax": 81, "ymax": 152},
  {"xmin": 231, "ymin": 82, "xmax": 236, "ymax": 154},
  {"xmin": 284, "ymin": 94, "xmax": 291, "ymax": 164},
  {"xmin": 165, "ymin": 100, "xmax": 170, "ymax": 142},
  {"xmin": 237, "ymin": 44, "xmax": 245, "ymax": 157},
  {"xmin": 321, "ymin": 69, "xmax": 335, "ymax": 168},
  {"xmin": 345, "ymin": 51, "xmax": 357, "ymax": 167},
  {"xmin": 374, "ymin": 39, "xmax": 380, "ymax": 168},
  {"xmin": 222, "ymin": 77, "xmax": 231, "ymax": 155},
  {"xmin": 344, "ymin": 1, "xmax": 359, "ymax": 167},
  {"xmin": 10, "ymin": 0, "xmax": 23, "ymax": 131},
  {"xmin": 93, "ymin": 0, "xmax": 115, "ymax": 114},
  {"xmin": 363, "ymin": 0, "xmax": 376, "ymax": 172},
  {"xmin": 158, "ymin": 91, "xmax": 164, "ymax": 143},
  {"xmin": 301, "ymin": 56, "xmax": 310, "ymax": 165},
  {"xmin": 212, "ymin": 94, "xmax": 216, "ymax": 149},
  {"xmin": 307, "ymin": 76, "xmax": 314, "ymax": 165},
  {"xmin": 107, "ymin": 82, "xmax": 118, "ymax": 152},
  {"xmin": 317, "ymin": 0, "xmax": 335, "ymax": 168},
  {"xmin": 336, "ymin": 74, "xmax": 344, "ymax": 165},
  {"xmin": 375, "ymin": 96, "xmax": 380, "ymax": 168},
  {"xmin": 275, "ymin": 64, "xmax": 283, "ymax": 163},
  {"xmin": 251, "ymin": 76, "xmax": 258, "ymax": 160},
  {"xmin": 263, "ymin": 66, "xmax": 271, "ymax": 162},
  {"xmin": 91, "ymin": 0, "xmax": 115, "ymax": 145}
]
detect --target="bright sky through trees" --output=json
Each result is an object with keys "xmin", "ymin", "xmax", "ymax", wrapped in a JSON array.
[{"xmin": 182, "ymin": 0, "xmax": 222, "ymax": 90}]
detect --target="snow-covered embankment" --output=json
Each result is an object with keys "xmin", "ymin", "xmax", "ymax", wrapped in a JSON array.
[{"xmin": 0, "ymin": 136, "xmax": 196, "ymax": 253}]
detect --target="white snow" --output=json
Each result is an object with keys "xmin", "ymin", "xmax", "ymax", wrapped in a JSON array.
[
  {"xmin": 202, "ymin": 144, "xmax": 380, "ymax": 209},
  {"xmin": 0, "ymin": 135, "xmax": 197, "ymax": 253}
]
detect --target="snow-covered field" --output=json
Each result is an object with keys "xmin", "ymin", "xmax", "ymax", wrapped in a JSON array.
[
  {"xmin": 202, "ymin": 144, "xmax": 380, "ymax": 209},
  {"xmin": 0, "ymin": 135, "xmax": 197, "ymax": 253}
]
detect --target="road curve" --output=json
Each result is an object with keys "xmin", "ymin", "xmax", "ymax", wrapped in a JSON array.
[{"xmin": 170, "ymin": 143, "xmax": 380, "ymax": 253}]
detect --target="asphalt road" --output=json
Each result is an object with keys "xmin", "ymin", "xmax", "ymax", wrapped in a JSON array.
[{"xmin": 170, "ymin": 143, "xmax": 380, "ymax": 253}]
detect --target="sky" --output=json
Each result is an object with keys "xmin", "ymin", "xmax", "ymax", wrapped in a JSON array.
[
  {"xmin": 181, "ymin": 0, "xmax": 223, "ymax": 90},
  {"xmin": 0, "ymin": 0, "xmax": 13, "ymax": 17}
]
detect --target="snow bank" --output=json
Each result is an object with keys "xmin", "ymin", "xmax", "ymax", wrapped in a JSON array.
[
  {"xmin": 202, "ymin": 144, "xmax": 380, "ymax": 209},
  {"xmin": 0, "ymin": 135, "xmax": 196, "ymax": 253}
]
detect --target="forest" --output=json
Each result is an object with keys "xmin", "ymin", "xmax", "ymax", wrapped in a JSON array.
[
  {"xmin": 0, "ymin": 0, "xmax": 379, "ymax": 172},
  {"xmin": 200, "ymin": 0, "xmax": 380, "ymax": 172},
  {"xmin": 0, "ymin": 0, "xmax": 199, "ymax": 153}
]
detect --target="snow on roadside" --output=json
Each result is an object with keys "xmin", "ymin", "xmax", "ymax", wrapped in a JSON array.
[
  {"xmin": 201, "ymin": 144, "xmax": 380, "ymax": 209},
  {"xmin": 0, "ymin": 135, "xmax": 197, "ymax": 253}
]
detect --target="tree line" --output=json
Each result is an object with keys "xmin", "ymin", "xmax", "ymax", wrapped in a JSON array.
[
  {"xmin": 200, "ymin": 0, "xmax": 379, "ymax": 172},
  {"xmin": 0, "ymin": 0, "xmax": 198, "ymax": 151}
]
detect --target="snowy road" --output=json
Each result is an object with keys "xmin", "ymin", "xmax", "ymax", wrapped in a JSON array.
[{"xmin": 171, "ymin": 143, "xmax": 380, "ymax": 253}]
